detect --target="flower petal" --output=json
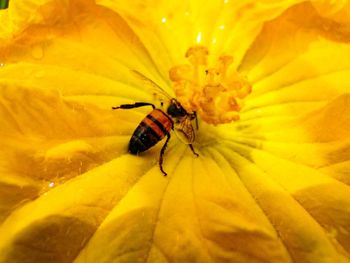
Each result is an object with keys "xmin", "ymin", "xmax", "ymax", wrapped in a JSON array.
[
  {"xmin": 240, "ymin": 2, "xmax": 350, "ymax": 86},
  {"xmin": 1, "ymin": 0, "xmax": 350, "ymax": 262},
  {"xmin": 217, "ymin": 94, "xmax": 350, "ymax": 259},
  {"xmin": 97, "ymin": 0, "xmax": 306, "ymax": 72},
  {"xmin": 215, "ymin": 144, "xmax": 350, "ymax": 262},
  {"xmin": 0, "ymin": 154, "xmax": 155, "ymax": 263},
  {"xmin": 0, "ymin": 83, "xmax": 147, "ymax": 222},
  {"xmin": 0, "ymin": 0, "xmax": 169, "ymax": 94},
  {"xmin": 236, "ymin": 3, "xmax": 350, "ymax": 146},
  {"xmin": 75, "ymin": 149, "xmax": 293, "ymax": 263},
  {"xmin": 312, "ymin": 0, "xmax": 350, "ymax": 25}
]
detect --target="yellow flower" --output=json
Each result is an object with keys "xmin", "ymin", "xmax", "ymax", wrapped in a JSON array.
[{"xmin": 1, "ymin": 0, "xmax": 350, "ymax": 262}]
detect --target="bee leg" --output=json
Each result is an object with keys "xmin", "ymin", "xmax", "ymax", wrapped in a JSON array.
[
  {"xmin": 194, "ymin": 112, "xmax": 199, "ymax": 130},
  {"xmin": 112, "ymin": 102, "xmax": 155, "ymax": 110},
  {"xmin": 159, "ymin": 133, "xmax": 171, "ymax": 176},
  {"xmin": 189, "ymin": 144, "xmax": 199, "ymax": 157}
]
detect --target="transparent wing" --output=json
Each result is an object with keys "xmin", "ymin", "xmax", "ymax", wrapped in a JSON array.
[
  {"xmin": 174, "ymin": 117, "xmax": 195, "ymax": 144},
  {"xmin": 131, "ymin": 70, "xmax": 172, "ymax": 102}
]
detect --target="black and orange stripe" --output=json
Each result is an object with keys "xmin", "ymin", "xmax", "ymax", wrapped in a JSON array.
[{"xmin": 129, "ymin": 109, "xmax": 173, "ymax": 154}]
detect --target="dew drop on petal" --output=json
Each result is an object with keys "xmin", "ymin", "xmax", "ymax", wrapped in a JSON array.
[
  {"xmin": 48, "ymin": 182, "xmax": 55, "ymax": 188},
  {"xmin": 196, "ymin": 32, "xmax": 202, "ymax": 43},
  {"xmin": 0, "ymin": 63, "xmax": 4, "ymax": 67},
  {"xmin": 161, "ymin": 17, "xmax": 167, "ymax": 23}
]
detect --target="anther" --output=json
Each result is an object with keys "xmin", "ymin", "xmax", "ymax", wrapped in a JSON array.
[
  {"xmin": 185, "ymin": 45, "xmax": 209, "ymax": 66},
  {"xmin": 169, "ymin": 46, "xmax": 252, "ymax": 125}
]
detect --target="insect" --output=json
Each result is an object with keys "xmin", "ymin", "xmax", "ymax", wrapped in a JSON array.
[{"xmin": 112, "ymin": 70, "xmax": 199, "ymax": 176}]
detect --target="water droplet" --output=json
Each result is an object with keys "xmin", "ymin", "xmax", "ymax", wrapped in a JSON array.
[
  {"xmin": 161, "ymin": 17, "xmax": 167, "ymax": 23},
  {"xmin": 196, "ymin": 32, "xmax": 202, "ymax": 43},
  {"xmin": 31, "ymin": 45, "xmax": 44, "ymax": 60},
  {"xmin": 49, "ymin": 182, "xmax": 55, "ymax": 188},
  {"xmin": 0, "ymin": 63, "xmax": 4, "ymax": 67}
]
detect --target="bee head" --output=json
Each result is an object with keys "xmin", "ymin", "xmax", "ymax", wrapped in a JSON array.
[{"xmin": 167, "ymin": 99, "xmax": 187, "ymax": 118}]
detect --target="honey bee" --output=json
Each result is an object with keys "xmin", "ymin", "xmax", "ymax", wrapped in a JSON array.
[{"xmin": 112, "ymin": 70, "xmax": 199, "ymax": 176}]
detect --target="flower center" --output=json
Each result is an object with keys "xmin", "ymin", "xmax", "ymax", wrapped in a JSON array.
[{"xmin": 169, "ymin": 45, "xmax": 252, "ymax": 125}]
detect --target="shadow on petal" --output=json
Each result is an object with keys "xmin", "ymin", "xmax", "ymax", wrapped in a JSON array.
[{"xmin": 1, "ymin": 215, "xmax": 96, "ymax": 263}]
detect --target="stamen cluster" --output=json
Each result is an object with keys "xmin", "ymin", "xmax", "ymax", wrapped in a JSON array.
[{"xmin": 169, "ymin": 45, "xmax": 252, "ymax": 125}]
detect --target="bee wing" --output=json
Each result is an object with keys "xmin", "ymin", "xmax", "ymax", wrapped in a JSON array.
[
  {"xmin": 174, "ymin": 117, "xmax": 195, "ymax": 144},
  {"xmin": 131, "ymin": 70, "xmax": 173, "ymax": 102}
]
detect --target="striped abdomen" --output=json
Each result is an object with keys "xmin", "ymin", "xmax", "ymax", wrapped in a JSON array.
[{"xmin": 129, "ymin": 109, "xmax": 173, "ymax": 154}]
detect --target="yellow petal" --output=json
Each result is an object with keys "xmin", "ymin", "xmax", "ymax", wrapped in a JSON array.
[
  {"xmin": 0, "ymin": 154, "xmax": 155, "ymax": 262},
  {"xmin": 236, "ymin": 3, "xmax": 350, "ymax": 141},
  {"xmin": 1, "ymin": 0, "xmax": 350, "ymax": 262},
  {"xmin": 217, "ymin": 94, "xmax": 350, "ymax": 259},
  {"xmin": 0, "ymin": 0, "xmax": 169, "ymax": 94},
  {"xmin": 0, "ymin": 83, "xmax": 146, "ymax": 221},
  {"xmin": 97, "ymin": 0, "xmax": 306, "ymax": 72},
  {"xmin": 75, "ymin": 151, "xmax": 292, "ymax": 263},
  {"xmin": 312, "ymin": 0, "xmax": 350, "ymax": 24},
  {"xmin": 216, "ymin": 145, "xmax": 349, "ymax": 262},
  {"xmin": 241, "ymin": 2, "xmax": 350, "ymax": 85}
]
